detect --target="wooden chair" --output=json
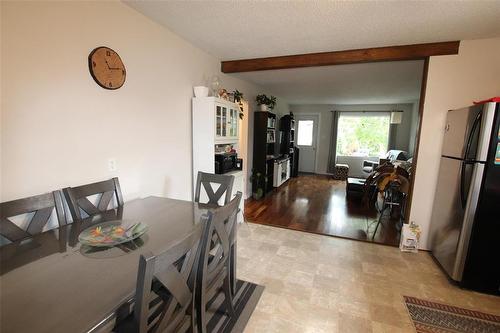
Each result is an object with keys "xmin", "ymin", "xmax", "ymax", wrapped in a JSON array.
[
  {"xmin": 0, "ymin": 190, "xmax": 66, "ymax": 243},
  {"xmin": 194, "ymin": 172, "xmax": 234, "ymax": 206},
  {"xmin": 195, "ymin": 192, "xmax": 242, "ymax": 333},
  {"xmin": 114, "ymin": 218, "xmax": 207, "ymax": 333},
  {"xmin": 63, "ymin": 177, "xmax": 124, "ymax": 221}
]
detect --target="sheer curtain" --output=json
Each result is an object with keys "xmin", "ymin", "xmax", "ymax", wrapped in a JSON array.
[
  {"xmin": 327, "ymin": 111, "xmax": 340, "ymax": 173},
  {"xmin": 388, "ymin": 124, "xmax": 398, "ymax": 151}
]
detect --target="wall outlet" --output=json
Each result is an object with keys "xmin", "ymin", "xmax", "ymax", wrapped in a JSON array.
[{"xmin": 108, "ymin": 158, "xmax": 117, "ymax": 172}]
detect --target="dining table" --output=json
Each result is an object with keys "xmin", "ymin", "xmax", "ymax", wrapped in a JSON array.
[{"xmin": 0, "ymin": 196, "xmax": 232, "ymax": 333}]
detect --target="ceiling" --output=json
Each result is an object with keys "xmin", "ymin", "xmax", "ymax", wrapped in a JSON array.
[
  {"xmin": 124, "ymin": 1, "xmax": 500, "ymax": 60},
  {"xmin": 232, "ymin": 60, "xmax": 424, "ymax": 104}
]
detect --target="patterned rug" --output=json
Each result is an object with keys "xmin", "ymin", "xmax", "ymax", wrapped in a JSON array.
[
  {"xmin": 206, "ymin": 279, "xmax": 264, "ymax": 333},
  {"xmin": 404, "ymin": 296, "xmax": 500, "ymax": 333}
]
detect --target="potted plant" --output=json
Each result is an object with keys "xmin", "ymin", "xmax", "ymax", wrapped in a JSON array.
[
  {"xmin": 267, "ymin": 95, "xmax": 277, "ymax": 110},
  {"xmin": 256, "ymin": 94, "xmax": 276, "ymax": 111},
  {"xmin": 250, "ymin": 169, "xmax": 266, "ymax": 200}
]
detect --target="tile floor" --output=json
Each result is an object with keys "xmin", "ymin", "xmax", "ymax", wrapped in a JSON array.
[{"xmin": 237, "ymin": 223, "xmax": 500, "ymax": 332}]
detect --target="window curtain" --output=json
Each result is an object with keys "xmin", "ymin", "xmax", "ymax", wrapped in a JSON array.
[
  {"xmin": 327, "ymin": 111, "xmax": 340, "ymax": 173},
  {"xmin": 388, "ymin": 124, "xmax": 398, "ymax": 151}
]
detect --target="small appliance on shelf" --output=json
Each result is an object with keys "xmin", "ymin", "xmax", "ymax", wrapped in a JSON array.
[{"xmin": 215, "ymin": 152, "xmax": 238, "ymax": 174}]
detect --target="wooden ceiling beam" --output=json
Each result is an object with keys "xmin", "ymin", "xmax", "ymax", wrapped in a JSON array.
[{"xmin": 221, "ymin": 41, "xmax": 460, "ymax": 73}]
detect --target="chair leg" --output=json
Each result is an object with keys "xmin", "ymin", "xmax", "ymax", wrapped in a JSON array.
[
  {"xmin": 230, "ymin": 242, "xmax": 237, "ymax": 296},
  {"xmin": 195, "ymin": 286, "xmax": 206, "ymax": 333},
  {"xmin": 222, "ymin": 274, "xmax": 235, "ymax": 317},
  {"xmin": 372, "ymin": 206, "xmax": 387, "ymax": 240}
]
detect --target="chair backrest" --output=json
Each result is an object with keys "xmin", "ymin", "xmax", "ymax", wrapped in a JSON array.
[
  {"xmin": 196, "ymin": 192, "xmax": 241, "ymax": 295},
  {"xmin": 0, "ymin": 190, "xmax": 66, "ymax": 242},
  {"xmin": 194, "ymin": 172, "xmax": 234, "ymax": 206},
  {"xmin": 133, "ymin": 219, "xmax": 206, "ymax": 333},
  {"xmin": 63, "ymin": 177, "xmax": 124, "ymax": 221}
]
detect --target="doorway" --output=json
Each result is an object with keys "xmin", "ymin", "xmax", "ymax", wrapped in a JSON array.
[
  {"xmin": 239, "ymin": 58, "xmax": 429, "ymax": 247},
  {"xmin": 296, "ymin": 114, "xmax": 319, "ymax": 173}
]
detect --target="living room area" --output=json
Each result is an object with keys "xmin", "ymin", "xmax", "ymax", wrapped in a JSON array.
[{"xmin": 243, "ymin": 60, "xmax": 424, "ymax": 246}]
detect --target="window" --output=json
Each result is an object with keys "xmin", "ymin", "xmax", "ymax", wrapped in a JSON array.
[
  {"xmin": 297, "ymin": 120, "xmax": 314, "ymax": 146},
  {"xmin": 336, "ymin": 113, "xmax": 390, "ymax": 157}
]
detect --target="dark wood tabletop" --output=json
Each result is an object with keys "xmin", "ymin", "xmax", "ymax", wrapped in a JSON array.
[{"xmin": 0, "ymin": 196, "xmax": 211, "ymax": 333}]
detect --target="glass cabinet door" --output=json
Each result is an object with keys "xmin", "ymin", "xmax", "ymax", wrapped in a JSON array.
[
  {"xmin": 215, "ymin": 106, "xmax": 221, "ymax": 137},
  {"xmin": 231, "ymin": 108, "xmax": 238, "ymax": 137},
  {"xmin": 215, "ymin": 104, "xmax": 238, "ymax": 140}
]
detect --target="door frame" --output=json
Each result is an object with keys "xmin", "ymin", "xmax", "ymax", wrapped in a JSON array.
[
  {"xmin": 295, "ymin": 113, "xmax": 321, "ymax": 174},
  {"xmin": 404, "ymin": 57, "xmax": 429, "ymax": 222}
]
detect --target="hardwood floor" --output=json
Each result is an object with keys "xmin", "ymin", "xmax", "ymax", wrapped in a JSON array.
[{"xmin": 244, "ymin": 174, "xmax": 401, "ymax": 246}]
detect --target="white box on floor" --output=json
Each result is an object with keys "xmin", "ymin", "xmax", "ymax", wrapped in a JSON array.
[{"xmin": 400, "ymin": 222, "xmax": 421, "ymax": 253}]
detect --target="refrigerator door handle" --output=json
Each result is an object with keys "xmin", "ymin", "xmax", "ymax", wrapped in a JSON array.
[
  {"xmin": 460, "ymin": 161, "xmax": 467, "ymax": 209},
  {"xmin": 460, "ymin": 112, "xmax": 482, "ymax": 209},
  {"xmin": 464, "ymin": 112, "xmax": 482, "ymax": 162}
]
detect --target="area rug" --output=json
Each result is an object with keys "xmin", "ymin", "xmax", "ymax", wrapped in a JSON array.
[
  {"xmin": 404, "ymin": 296, "xmax": 500, "ymax": 333},
  {"xmin": 206, "ymin": 279, "xmax": 264, "ymax": 333}
]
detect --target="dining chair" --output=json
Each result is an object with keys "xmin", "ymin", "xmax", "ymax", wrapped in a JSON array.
[
  {"xmin": 114, "ymin": 218, "xmax": 207, "ymax": 333},
  {"xmin": 63, "ymin": 177, "xmax": 124, "ymax": 221},
  {"xmin": 195, "ymin": 192, "xmax": 242, "ymax": 333},
  {"xmin": 194, "ymin": 172, "xmax": 234, "ymax": 206},
  {"xmin": 0, "ymin": 190, "xmax": 67, "ymax": 243}
]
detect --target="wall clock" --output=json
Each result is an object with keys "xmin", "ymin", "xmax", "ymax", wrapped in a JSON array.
[{"xmin": 88, "ymin": 46, "xmax": 126, "ymax": 90}]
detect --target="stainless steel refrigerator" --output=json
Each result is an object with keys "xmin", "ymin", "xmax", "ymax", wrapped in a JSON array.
[{"xmin": 430, "ymin": 101, "xmax": 500, "ymax": 295}]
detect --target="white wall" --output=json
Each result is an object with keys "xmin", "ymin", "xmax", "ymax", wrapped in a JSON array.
[
  {"xmin": 290, "ymin": 103, "xmax": 416, "ymax": 175},
  {"xmin": 0, "ymin": 1, "xmax": 278, "ymax": 202},
  {"xmin": 410, "ymin": 37, "xmax": 500, "ymax": 250}
]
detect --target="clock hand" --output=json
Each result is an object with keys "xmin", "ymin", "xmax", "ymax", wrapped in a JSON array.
[{"xmin": 106, "ymin": 60, "xmax": 121, "ymax": 70}]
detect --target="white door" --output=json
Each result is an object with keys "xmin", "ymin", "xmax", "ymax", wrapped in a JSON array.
[{"xmin": 296, "ymin": 115, "xmax": 318, "ymax": 173}]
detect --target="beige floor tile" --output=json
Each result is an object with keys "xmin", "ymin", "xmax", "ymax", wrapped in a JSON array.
[
  {"xmin": 239, "ymin": 223, "xmax": 500, "ymax": 333},
  {"xmin": 282, "ymin": 280, "xmax": 314, "ymax": 300},
  {"xmin": 286, "ymin": 270, "xmax": 315, "ymax": 287},
  {"xmin": 337, "ymin": 298, "xmax": 372, "ymax": 320},
  {"xmin": 368, "ymin": 303, "xmax": 407, "ymax": 327},
  {"xmin": 312, "ymin": 274, "xmax": 340, "ymax": 293},
  {"xmin": 253, "ymin": 291, "xmax": 280, "ymax": 314},
  {"xmin": 338, "ymin": 312, "xmax": 373, "ymax": 333},
  {"xmin": 260, "ymin": 277, "xmax": 286, "ymax": 295},
  {"xmin": 361, "ymin": 262, "xmax": 389, "ymax": 277},
  {"xmin": 371, "ymin": 321, "xmax": 415, "ymax": 333}
]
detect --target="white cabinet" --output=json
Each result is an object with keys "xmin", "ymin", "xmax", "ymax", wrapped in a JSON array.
[
  {"xmin": 192, "ymin": 97, "xmax": 244, "ymax": 222},
  {"xmin": 221, "ymin": 170, "xmax": 245, "ymax": 223},
  {"xmin": 273, "ymin": 158, "xmax": 291, "ymax": 187}
]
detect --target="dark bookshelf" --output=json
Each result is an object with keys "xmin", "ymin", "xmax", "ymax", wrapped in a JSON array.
[
  {"xmin": 279, "ymin": 114, "xmax": 299, "ymax": 177},
  {"xmin": 253, "ymin": 112, "xmax": 277, "ymax": 195}
]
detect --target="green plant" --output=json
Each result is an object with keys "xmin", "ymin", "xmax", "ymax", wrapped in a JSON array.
[
  {"xmin": 233, "ymin": 90, "xmax": 245, "ymax": 119},
  {"xmin": 250, "ymin": 169, "xmax": 267, "ymax": 200},
  {"xmin": 255, "ymin": 94, "xmax": 277, "ymax": 110},
  {"xmin": 267, "ymin": 95, "xmax": 276, "ymax": 110},
  {"xmin": 233, "ymin": 90, "xmax": 244, "ymax": 103}
]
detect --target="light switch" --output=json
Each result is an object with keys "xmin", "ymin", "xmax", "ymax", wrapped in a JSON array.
[{"xmin": 108, "ymin": 158, "xmax": 117, "ymax": 172}]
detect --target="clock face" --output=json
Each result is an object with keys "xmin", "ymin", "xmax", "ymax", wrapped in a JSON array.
[{"xmin": 88, "ymin": 47, "xmax": 126, "ymax": 90}]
